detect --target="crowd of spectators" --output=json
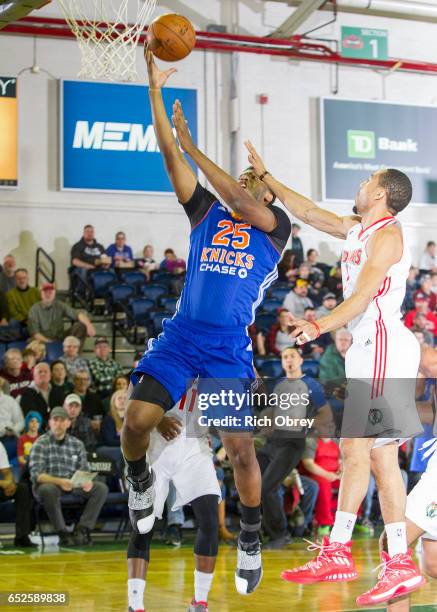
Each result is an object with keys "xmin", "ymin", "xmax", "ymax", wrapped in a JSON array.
[{"xmin": 0, "ymin": 226, "xmax": 435, "ymax": 551}]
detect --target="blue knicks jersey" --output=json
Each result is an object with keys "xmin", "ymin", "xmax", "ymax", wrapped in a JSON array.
[{"xmin": 176, "ymin": 183, "xmax": 291, "ymax": 328}]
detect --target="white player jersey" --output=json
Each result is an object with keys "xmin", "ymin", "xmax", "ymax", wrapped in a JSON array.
[
  {"xmin": 341, "ymin": 216, "xmax": 411, "ymax": 335},
  {"xmin": 148, "ymin": 384, "xmax": 211, "ymax": 465}
]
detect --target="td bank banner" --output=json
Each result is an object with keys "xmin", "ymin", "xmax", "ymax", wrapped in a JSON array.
[{"xmin": 320, "ymin": 98, "xmax": 437, "ymax": 204}]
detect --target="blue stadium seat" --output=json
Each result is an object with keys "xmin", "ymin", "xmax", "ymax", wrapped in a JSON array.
[
  {"xmin": 254, "ymin": 313, "xmax": 276, "ymax": 333},
  {"xmin": 90, "ymin": 269, "xmax": 117, "ymax": 298},
  {"xmin": 269, "ymin": 286, "xmax": 290, "ymax": 301},
  {"xmin": 302, "ymin": 359, "xmax": 320, "ymax": 378},
  {"xmin": 129, "ymin": 297, "xmax": 154, "ymax": 326},
  {"xmin": 108, "ymin": 284, "xmax": 136, "ymax": 305},
  {"xmin": 260, "ymin": 299, "xmax": 282, "ymax": 313},
  {"xmin": 0, "ymin": 343, "xmax": 6, "ymax": 367},
  {"xmin": 152, "ymin": 272, "xmax": 174, "ymax": 289},
  {"xmin": 121, "ymin": 271, "xmax": 146, "ymax": 289},
  {"xmin": 161, "ymin": 297, "xmax": 178, "ymax": 314},
  {"xmin": 258, "ymin": 358, "xmax": 283, "ymax": 379},
  {"xmin": 140, "ymin": 284, "xmax": 167, "ymax": 302},
  {"xmin": 46, "ymin": 341, "xmax": 64, "ymax": 363},
  {"xmin": 151, "ymin": 311, "xmax": 173, "ymax": 335},
  {"xmin": 7, "ymin": 340, "xmax": 27, "ymax": 351}
]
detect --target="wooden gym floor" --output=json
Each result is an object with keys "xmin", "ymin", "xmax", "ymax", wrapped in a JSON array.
[{"xmin": 1, "ymin": 537, "xmax": 436, "ymax": 612}]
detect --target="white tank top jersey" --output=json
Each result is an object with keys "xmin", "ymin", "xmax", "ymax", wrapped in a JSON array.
[{"xmin": 341, "ymin": 215, "xmax": 411, "ymax": 336}]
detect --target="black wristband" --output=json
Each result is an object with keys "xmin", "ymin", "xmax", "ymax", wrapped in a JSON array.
[{"xmin": 259, "ymin": 170, "xmax": 270, "ymax": 181}]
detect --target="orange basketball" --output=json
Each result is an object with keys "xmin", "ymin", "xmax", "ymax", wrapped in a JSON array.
[{"xmin": 147, "ymin": 13, "xmax": 196, "ymax": 62}]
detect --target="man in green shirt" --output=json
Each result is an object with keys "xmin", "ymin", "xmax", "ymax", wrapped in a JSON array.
[
  {"xmin": 27, "ymin": 284, "xmax": 95, "ymax": 343},
  {"xmin": 6, "ymin": 269, "xmax": 40, "ymax": 323}
]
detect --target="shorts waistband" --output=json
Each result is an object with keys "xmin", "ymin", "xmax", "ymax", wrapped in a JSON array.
[{"xmin": 172, "ymin": 314, "xmax": 248, "ymax": 337}]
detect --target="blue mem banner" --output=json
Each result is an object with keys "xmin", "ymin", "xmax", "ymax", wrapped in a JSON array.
[
  {"xmin": 61, "ymin": 79, "xmax": 197, "ymax": 193},
  {"xmin": 320, "ymin": 97, "xmax": 437, "ymax": 204}
]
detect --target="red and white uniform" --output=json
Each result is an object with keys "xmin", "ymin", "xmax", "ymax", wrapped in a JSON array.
[
  {"xmin": 147, "ymin": 384, "xmax": 221, "ymax": 519},
  {"xmin": 341, "ymin": 216, "xmax": 422, "ymax": 443}
]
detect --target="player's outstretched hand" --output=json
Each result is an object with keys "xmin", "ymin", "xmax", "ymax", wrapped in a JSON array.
[
  {"xmin": 244, "ymin": 140, "xmax": 267, "ymax": 178},
  {"xmin": 172, "ymin": 100, "xmax": 195, "ymax": 154},
  {"xmin": 286, "ymin": 313, "xmax": 320, "ymax": 345},
  {"xmin": 144, "ymin": 45, "xmax": 177, "ymax": 90},
  {"xmin": 157, "ymin": 415, "xmax": 182, "ymax": 441}
]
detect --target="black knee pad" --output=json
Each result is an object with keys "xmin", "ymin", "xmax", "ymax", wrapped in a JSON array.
[
  {"xmin": 191, "ymin": 495, "xmax": 220, "ymax": 557},
  {"xmin": 127, "ymin": 530, "xmax": 153, "ymax": 562}
]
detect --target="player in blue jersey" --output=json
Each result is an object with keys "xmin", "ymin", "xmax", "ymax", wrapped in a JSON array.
[{"xmin": 121, "ymin": 48, "xmax": 291, "ymax": 596}]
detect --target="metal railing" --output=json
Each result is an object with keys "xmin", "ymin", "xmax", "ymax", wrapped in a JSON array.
[{"xmin": 35, "ymin": 247, "xmax": 56, "ymax": 287}]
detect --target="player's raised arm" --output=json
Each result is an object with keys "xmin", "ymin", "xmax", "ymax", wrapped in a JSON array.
[
  {"xmin": 172, "ymin": 100, "xmax": 278, "ymax": 233},
  {"xmin": 245, "ymin": 140, "xmax": 360, "ymax": 239},
  {"xmin": 145, "ymin": 48, "xmax": 197, "ymax": 203},
  {"xmin": 289, "ymin": 226, "xmax": 403, "ymax": 342}
]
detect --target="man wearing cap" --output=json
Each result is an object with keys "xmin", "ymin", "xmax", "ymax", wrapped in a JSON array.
[
  {"xmin": 0, "ymin": 440, "xmax": 36, "ymax": 548},
  {"xmin": 282, "ymin": 280, "xmax": 314, "ymax": 319},
  {"xmin": 27, "ymin": 284, "xmax": 95, "ymax": 344},
  {"xmin": 88, "ymin": 338, "xmax": 124, "ymax": 399},
  {"xmin": 316, "ymin": 293, "xmax": 338, "ymax": 319},
  {"xmin": 64, "ymin": 394, "xmax": 96, "ymax": 452},
  {"xmin": 29, "ymin": 406, "xmax": 108, "ymax": 546},
  {"xmin": 404, "ymin": 296, "xmax": 437, "ymax": 338}
]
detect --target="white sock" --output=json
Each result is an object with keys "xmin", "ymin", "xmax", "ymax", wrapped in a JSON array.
[
  {"xmin": 128, "ymin": 578, "xmax": 145, "ymax": 610},
  {"xmin": 329, "ymin": 511, "xmax": 357, "ymax": 544},
  {"xmin": 385, "ymin": 522, "xmax": 407, "ymax": 557},
  {"xmin": 194, "ymin": 569, "xmax": 213, "ymax": 603}
]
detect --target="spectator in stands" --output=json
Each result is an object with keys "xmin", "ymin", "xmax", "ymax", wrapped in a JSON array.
[
  {"xmin": 267, "ymin": 308, "xmax": 296, "ymax": 355},
  {"xmin": 316, "ymin": 293, "xmax": 337, "ymax": 318},
  {"xmin": 99, "ymin": 389, "xmax": 126, "ymax": 449},
  {"xmin": 257, "ymin": 347, "xmax": 329, "ymax": 549},
  {"xmin": 413, "ymin": 275, "xmax": 437, "ymax": 312},
  {"xmin": 291, "ymin": 223, "xmax": 304, "ymax": 267},
  {"xmin": 6, "ymin": 269, "xmax": 40, "ymax": 325},
  {"xmin": 106, "ymin": 231, "xmax": 134, "ymax": 269},
  {"xmin": 300, "ymin": 437, "xmax": 341, "ymax": 537},
  {"xmin": 297, "ymin": 262, "xmax": 311, "ymax": 282},
  {"xmin": 404, "ymin": 298, "xmax": 437, "ymax": 337},
  {"xmin": 0, "ymin": 254, "xmax": 16, "ymax": 293},
  {"xmin": 72, "ymin": 370, "xmax": 105, "ymax": 427},
  {"xmin": 324, "ymin": 262, "xmax": 343, "ymax": 300},
  {"xmin": 29, "ymin": 406, "xmax": 108, "ymax": 546},
  {"xmin": 413, "ymin": 330, "xmax": 426, "ymax": 346},
  {"xmin": 24, "ymin": 340, "xmax": 46, "ymax": 366},
  {"xmin": 112, "ymin": 374, "xmax": 129, "ymax": 393},
  {"xmin": 88, "ymin": 337, "xmax": 124, "ymax": 399},
  {"xmin": 20, "ymin": 362, "xmax": 66, "ymax": 423},
  {"xmin": 282, "ymin": 279, "xmax": 313, "ymax": 318},
  {"xmin": 406, "ymin": 266, "xmax": 420, "ymax": 294},
  {"xmin": 300, "ymin": 307, "xmax": 330, "ymax": 358},
  {"xmin": 432, "ymin": 271, "xmax": 437, "ymax": 296},
  {"xmin": 50, "ymin": 361, "xmax": 73, "ymax": 396},
  {"xmin": 419, "ymin": 240, "xmax": 436, "ymax": 273},
  {"xmin": 17, "ymin": 411, "xmax": 42, "ymax": 470},
  {"xmin": 137, "ymin": 244, "xmax": 158, "ymax": 280},
  {"xmin": 0, "ymin": 349, "xmax": 32, "ymax": 399},
  {"xmin": 0, "ymin": 440, "xmax": 36, "ymax": 548},
  {"xmin": 305, "ymin": 249, "xmax": 325, "ymax": 283},
  {"xmin": 60, "ymin": 336, "xmax": 90, "ymax": 381},
  {"xmin": 319, "ymin": 328, "xmax": 352, "ymax": 384},
  {"xmin": 160, "ymin": 248, "xmax": 186, "ymax": 275},
  {"xmin": 0, "ymin": 387, "xmax": 24, "ymax": 459},
  {"xmin": 277, "ymin": 249, "xmax": 297, "ymax": 283},
  {"xmin": 64, "ymin": 394, "xmax": 96, "ymax": 452},
  {"xmin": 28, "ymin": 284, "xmax": 95, "ymax": 344},
  {"xmin": 412, "ymin": 313, "xmax": 435, "ymax": 346},
  {"xmin": 70, "ymin": 224, "xmax": 110, "ymax": 282}
]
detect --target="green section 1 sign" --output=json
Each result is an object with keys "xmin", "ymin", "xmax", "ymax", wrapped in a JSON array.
[{"xmin": 341, "ymin": 26, "xmax": 388, "ymax": 60}]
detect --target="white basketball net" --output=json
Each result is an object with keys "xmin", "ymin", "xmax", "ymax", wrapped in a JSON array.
[{"xmin": 57, "ymin": 0, "xmax": 157, "ymax": 81}]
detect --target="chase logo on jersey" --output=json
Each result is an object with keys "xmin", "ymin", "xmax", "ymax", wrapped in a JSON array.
[
  {"xmin": 199, "ymin": 219, "xmax": 255, "ymax": 280},
  {"xmin": 426, "ymin": 502, "xmax": 437, "ymax": 519}
]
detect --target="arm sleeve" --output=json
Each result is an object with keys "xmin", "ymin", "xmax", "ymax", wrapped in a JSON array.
[
  {"xmin": 27, "ymin": 306, "xmax": 39, "ymax": 336},
  {"xmin": 11, "ymin": 398, "xmax": 24, "ymax": 435},
  {"xmin": 266, "ymin": 205, "xmax": 291, "ymax": 253},
  {"xmin": 70, "ymin": 241, "xmax": 83, "ymax": 262},
  {"xmin": 180, "ymin": 182, "xmax": 218, "ymax": 229},
  {"xmin": 29, "ymin": 439, "xmax": 46, "ymax": 482},
  {"xmin": 78, "ymin": 441, "xmax": 89, "ymax": 471},
  {"xmin": 301, "ymin": 437, "xmax": 317, "ymax": 461},
  {"xmin": 62, "ymin": 302, "xmax": 79, "ymax": 322}
]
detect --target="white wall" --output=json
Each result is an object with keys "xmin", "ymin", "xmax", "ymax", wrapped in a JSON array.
[{"xmin": 0, "ymin": 0, "xmax": 436, "ymax": 288}]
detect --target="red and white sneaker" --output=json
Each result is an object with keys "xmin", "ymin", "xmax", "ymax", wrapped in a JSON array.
[
  {"xmin": 188, "ymin": 599, "xmax": 208, "ymax": 611},
  {"xmin": 281, "ymin": 536, "xmax": 358, "ymax": 584},
  {"xmin": 356, "ymin": 549, "xmax": 425, "ymax": 606}
]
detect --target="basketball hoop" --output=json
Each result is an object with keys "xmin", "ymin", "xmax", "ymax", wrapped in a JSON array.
[{"xmin": 57, "ymin": 0, "xmax": 156, "ymax": 81}]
